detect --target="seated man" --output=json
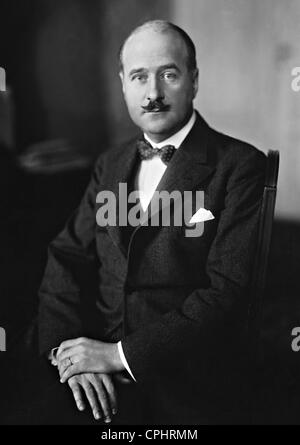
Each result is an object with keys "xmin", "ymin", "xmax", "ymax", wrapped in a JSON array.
[{"xmin": 36, "ymin": 20, "xmax": 266, "ymax": 425}]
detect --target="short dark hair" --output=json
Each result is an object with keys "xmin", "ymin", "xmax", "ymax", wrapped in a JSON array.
[{"xmin": 119, "ymin": 20, "xmax": 197, "ymax": 73}]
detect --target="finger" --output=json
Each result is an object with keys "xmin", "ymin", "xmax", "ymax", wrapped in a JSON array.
[
  {"xmin": 92, "ymin": 377, "xmax": 112, "ymax": 423},
  {"xmin": 60, "ymin": 364, "xmax": 80, "ymax": 383},
  {"xmin": 82, "ymin": 380, "xmax": 101, "ymax": 421},
  {"xmin": 57, "ymin": 357, "xmax": 71, "ymax": 371},
  {"xmin": 49, "ymin": 347, "xmax": 59, "ymax": 366},
  {"xmin": 102, "ymin": 375, "xmax": 118, "ymax": 415},
  {"xmin": 58, "ymin": 337, "xmax": 86, "ymax": 355},
  {"xmin": 51, "ymin": 356, "xmax": 58, "ymax": 367},
  {"xmin": 68, "ymin": 380, "xmax": 85, "ymax": 412},
  {"xmin": 58, "ymin": 358, "xmax": 72, "ymax": 379},
  {"xmin": 57, "ymin": 346, "xmax": 81, "ymax": 363}
]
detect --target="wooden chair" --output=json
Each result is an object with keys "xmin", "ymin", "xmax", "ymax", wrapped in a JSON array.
[
  {"xmin": 247, "ymin": 149, "xmax": 280, "ymax": 422},
  {"xmin": 248, "ymin": 150, "xmax": 280, "ymax": 359}
]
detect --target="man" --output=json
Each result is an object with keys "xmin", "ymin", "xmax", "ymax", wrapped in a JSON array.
[{"xmin": 37, "ymin": 20, "xmax": 266, "ymax": 424}]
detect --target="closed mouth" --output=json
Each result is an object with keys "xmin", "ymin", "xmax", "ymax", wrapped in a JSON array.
[{"xmin": 143, "ymin": 107, "xmax": 170, "ymax": 113}]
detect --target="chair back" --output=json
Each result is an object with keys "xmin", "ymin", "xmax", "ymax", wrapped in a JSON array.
[{"xmin": 248, "ymin": 150, "xmax": 280, "ymax": 361}]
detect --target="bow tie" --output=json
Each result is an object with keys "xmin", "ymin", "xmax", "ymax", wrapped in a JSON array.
[{"xmin": 137, "ymin": 139, "xmax": 176, "ymax": 165}]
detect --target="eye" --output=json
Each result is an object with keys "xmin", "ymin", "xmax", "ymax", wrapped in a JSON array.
[
  {"xmin": 131, "ymin": 74, "xmax": 148, "ymax": 83},
  {"xmin": 162, "ymin": 71, "xmax": 177, "ymax": 81}
]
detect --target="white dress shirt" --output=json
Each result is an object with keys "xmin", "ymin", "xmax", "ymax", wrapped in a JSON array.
[{"xmin": 118, "ymin": 111, "xmax": 197, "ymax": 381}]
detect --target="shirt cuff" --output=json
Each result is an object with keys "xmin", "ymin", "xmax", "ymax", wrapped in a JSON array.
[{"xmin": 117, "ymin": 341, "xmax": 136, "ymax": 382}]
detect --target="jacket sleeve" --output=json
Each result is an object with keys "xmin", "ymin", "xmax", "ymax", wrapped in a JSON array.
[
  {"xmin": 38, "ymin": 156, "xmax": 103, "ymax": 356},
  {"xmin": 121, "ymin": 148, "xmax": 267, "ymax": 383}
]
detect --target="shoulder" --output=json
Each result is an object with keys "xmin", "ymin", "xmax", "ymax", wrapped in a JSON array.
[{"xmin": 207, "ymin": 126, "xmax": 267, "ymax": 178}]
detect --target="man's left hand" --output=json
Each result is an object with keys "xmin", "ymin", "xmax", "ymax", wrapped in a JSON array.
[{"xmin": 56, "ymin": 337, "xmax": 124, "ymax": 383}]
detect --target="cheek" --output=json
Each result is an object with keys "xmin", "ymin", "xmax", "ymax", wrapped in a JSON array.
[
  {"xmin": 166, "ymin": 85, "xmax": 193, "ymax": 104},
  {"xmin": 124, "ymin": 88, "xmax": 142, "ymax": 109}
]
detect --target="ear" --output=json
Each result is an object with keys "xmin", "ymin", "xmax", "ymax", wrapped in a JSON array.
[
  {"xmin": 192, "ymin": 68, "xmax": 199, "ymax": 99},
  {"xmin": 119, "ymin": 71, "xmax": 125, "ymax": 94}
]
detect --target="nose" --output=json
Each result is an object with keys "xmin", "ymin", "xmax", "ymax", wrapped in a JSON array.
[{"xmin": 146, "ymin": 76, "xmax": 164, "ymax": 102}]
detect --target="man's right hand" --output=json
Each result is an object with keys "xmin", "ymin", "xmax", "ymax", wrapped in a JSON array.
[{"xmin": 67, "ymin": 373, "xmax": 117, "ymax": 423}]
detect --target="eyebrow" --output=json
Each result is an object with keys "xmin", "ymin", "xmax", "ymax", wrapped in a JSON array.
[
  {"xmin": 129, "ymin": 68, "xmax": 146, "ymax": 77},
  {"xmin": 128, "ymin": 63, "xmax": 181, "ymax": 77}
]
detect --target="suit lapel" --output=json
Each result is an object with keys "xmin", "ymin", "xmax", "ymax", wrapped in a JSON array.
[{"xmin": 105, "ymin": 140, "xmax": 139, "ymax": 257}]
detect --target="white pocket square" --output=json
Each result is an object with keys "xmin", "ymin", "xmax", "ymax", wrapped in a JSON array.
[{"xmin": 189, "ymin": 208, "xmax": 215, "ymax": 224}]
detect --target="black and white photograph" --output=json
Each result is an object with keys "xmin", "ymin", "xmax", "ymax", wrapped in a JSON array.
[{"xmin": 0, "ymin": 0, "xmax": 300, "ymax": 427}]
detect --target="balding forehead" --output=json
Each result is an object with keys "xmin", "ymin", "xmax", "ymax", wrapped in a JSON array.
[
  {"xmin": 122, "ymin": 28, "xmax": 188, "ymax": 66},
  {"xmin": 124, "ymin": 26, "xmax": 185, "ymax": 51},
  {"xmin": 119, "ymin": 21, "xmax": 197, "ymax": 73}
]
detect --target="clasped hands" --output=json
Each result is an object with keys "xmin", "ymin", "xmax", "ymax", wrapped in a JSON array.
[{"xmin": 52, "ymin": 337, "xmax": 130, "ymax": 423}]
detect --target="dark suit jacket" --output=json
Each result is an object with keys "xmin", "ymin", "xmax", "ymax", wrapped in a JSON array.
[{"xmin": 38, "ymin": 113, "xmax": 266, "ymax": 423}]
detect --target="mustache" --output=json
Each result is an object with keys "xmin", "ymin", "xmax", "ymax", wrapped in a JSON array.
[{"xmin": 142, "ymin": 100, "xmax": 170, "ymax": 112}]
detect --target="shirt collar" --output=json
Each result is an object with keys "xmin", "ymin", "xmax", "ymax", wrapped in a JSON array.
[{"xmin": 144, "ymin": 110, "xmax": 196, "ymax": 149}]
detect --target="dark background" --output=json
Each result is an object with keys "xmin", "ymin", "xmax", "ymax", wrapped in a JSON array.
[{"xmin": 0, "ymin": 0, "xmax": 299, "ymax": 424}]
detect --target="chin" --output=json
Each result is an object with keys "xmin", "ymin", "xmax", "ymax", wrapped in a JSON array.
[{"xmin": 142, "ymin": 115, "xmax": 174, "ymax": 134}]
